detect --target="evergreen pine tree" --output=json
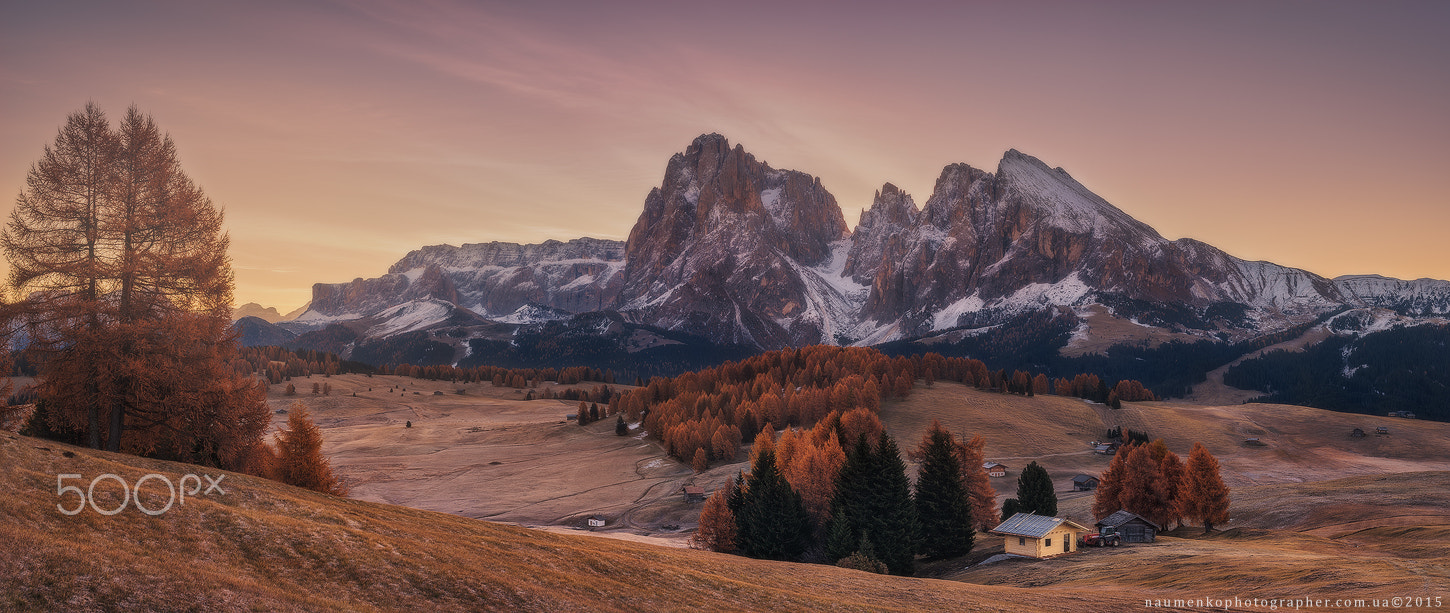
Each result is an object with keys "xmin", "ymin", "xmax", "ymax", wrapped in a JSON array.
[
  {"xmin": 1015, "ymin": 461, "xmax": 1057, "ymax": 517},
  {"xmin": 869, "ymin": 433, "xmax": 920, "ymax": 575},
  {"xmin": 913, "ymin": 421, "xmax": 975, "ymax": 559},
  {"xmin": 735, "ymin": 449, "xmax": 811, "ymax": 561},
  {"xmin": 1000, "ymin": 498, "xmax": 1021, "ymax": 518},
  {"xmin": 825, "ymin": 508, "xmax": 857, "ymax": 562}
]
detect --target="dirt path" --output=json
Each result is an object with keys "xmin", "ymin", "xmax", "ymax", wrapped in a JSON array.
[{"xmin": 1183, "ymin": 325, "xmax": 1333, "ymax": 405}]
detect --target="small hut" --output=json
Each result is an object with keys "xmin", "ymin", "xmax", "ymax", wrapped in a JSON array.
[
  {"xmin": 983, "ymin": 462, "xmax": 1008, "ymax": 478},
  {"xmin": 683, "ymin": 485, "xmax": 706, "ymax": 503},
  {"xmin": 586, "ymin": 515, "xmax": 607, "ymax": 528},
  {"xmin": 990, "ymin": 513, "xmax": 1087, "ymax": 559},
  {"xmin": 1350, "ymin": 428, "xmax": 1366, "ymax": 438},
  {"xmin": 1071, "ymin": 474, "xmax": 1100, "ymax": 491},
  {"xmin": 1095, "ymin": 510, "xmax": 1161, "ymax": 543}
]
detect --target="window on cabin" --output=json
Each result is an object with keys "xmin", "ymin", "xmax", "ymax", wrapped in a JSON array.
[
  {"xmin": 1045, "ymin": 538, "xmax": 1052, "ymax": 547},
  {"xmin": 1018, "ymin": 537, "xmax": 1025, "ymax": 546}
]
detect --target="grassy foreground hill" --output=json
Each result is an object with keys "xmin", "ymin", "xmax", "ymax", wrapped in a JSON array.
[{"xmin": 0, "ymin": 431, "xmax": 1145, "ymax": 612}]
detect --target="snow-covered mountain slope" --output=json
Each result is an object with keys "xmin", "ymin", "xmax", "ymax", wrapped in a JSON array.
[
  {"xmin": 288, "ymin": 133, "xmax": 1446, "ymax": 353},
  {"xmin": 297, "ymin": 238, "xmax": 624, "ymax": 330},
  {"xmin": 1334, "ymin": 275, "xmax": 1450, "ymax": 315}
]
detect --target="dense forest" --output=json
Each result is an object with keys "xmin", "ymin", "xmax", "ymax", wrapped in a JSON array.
[{"xmin": 1224, "ymin": 324, "xmax": 1450, "ymax": 421}]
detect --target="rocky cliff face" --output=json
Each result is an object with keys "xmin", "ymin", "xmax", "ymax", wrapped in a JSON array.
[
  {"xmin": 303, "ymin": 238, "xmax": 625, "ymax": 325},
  {"xmin": 292, "ymin": 133, "xmax": 1446, "ymax": 352},
  {"xmin": 617, "ymin": 133, "xmax": 850, "ymax": 347},
  {"xmin": 843, "ymin": 150, "xmax": 1351, "ymax": 337}
]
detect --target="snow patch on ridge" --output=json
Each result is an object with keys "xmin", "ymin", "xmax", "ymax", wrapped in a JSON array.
[{"xmin": 367, "ymin": 299, "xmax": 453, "ymax": 337}]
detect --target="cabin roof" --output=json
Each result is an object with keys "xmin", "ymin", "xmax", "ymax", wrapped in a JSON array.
[
  {"xmin": 1072, "ymin": 474, "xmax": 1099, "ymax": 483},
  {"xmin": 1096, "ymin": 510, "xmax": 1162, "ymax": 530},
  {"xmin": 990, "ymin": 513, "xmax": 1088, "ymax": 538}
]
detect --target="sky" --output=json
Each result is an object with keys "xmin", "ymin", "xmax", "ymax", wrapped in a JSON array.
[{"xmin": 2, "ymin": 1, "xmax": 1448, "ymax": 311}]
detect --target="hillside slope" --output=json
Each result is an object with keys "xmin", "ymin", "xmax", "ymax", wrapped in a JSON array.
[{"xmin": 0, "ymin": 432, "xmax": 1142, "ymax": 612}]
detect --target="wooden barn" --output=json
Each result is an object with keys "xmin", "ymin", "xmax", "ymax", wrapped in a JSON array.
[
  {"xmin": 1095, "ymin": 510, "xmax": 1161, "ymax": 543},
  {"xmin": 682, "ymin": 485, "xmax": 706, "ymax": 503},
  {"xmin": 983, "ymin": 462, "xmax": 1008, "ymax": 478},
  {"xmin": 1071, "ymin": 474, "xmax": 1100, "ymax": 491},
  {"xmin": 586, "ymin": 515, "xmax": 607, "ymax": 528},
  {"xmin": 990, "ymin": 513, "xmax": 1088, "ymax": 559}
]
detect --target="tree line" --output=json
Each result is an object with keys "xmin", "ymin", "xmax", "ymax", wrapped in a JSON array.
[
  {"xmin": 693, "ymin": 420, "xmax": 1000, "ymax": 575},
  {"xmin": 1093, "ymin": 440, "xmax": 1230, "ymax": 533}
]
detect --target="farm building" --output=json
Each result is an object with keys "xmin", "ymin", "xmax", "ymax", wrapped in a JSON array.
[
  {"xmin": 990, "ymin": 513, "xmax": 1088, "ymax": 559},
  {"xmin": 1350, "ymin": 428, "xmax": 1366, "ymax": 438},
  {"xmin": 1071, "ymin": 474, "xmax": 1100, "ymax": 491},
  {"xmin": 1095, "ymin": 510, "xmax": 1161, "ymax": 543},
  {"xmin": 983, "ymin": 462, "xmax": 1008, "ymax": 478},
  {"xmin": 1093, "ymin": 443, "xmax": 1119, "ymax": 455},
  {"xmin": 682, "ymin": 485, "xmax": 706, "ymax": 503},
  {"xmin": 586, "ymin": 515, "xmax": 607, "ymax": 528}
]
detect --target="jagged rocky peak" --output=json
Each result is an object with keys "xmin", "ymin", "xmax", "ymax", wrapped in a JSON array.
[
  {"xmin": 843, "ymin": 183, "xmax": 919, "ymax": 285},
  {"xmin": 993, "ymin": 149, "xmax": 1162, "ymax": 241},
  {"xmin": 618, "ymin": 133, "xmax": 851, "ymax": 348},
  {"xmin": 389, "ymin": 237, "xmax": 624, "ymax": 273}
]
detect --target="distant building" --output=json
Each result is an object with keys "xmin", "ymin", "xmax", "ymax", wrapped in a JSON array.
[
  {"xmin": 586, "ymin": 515, "xmax": 606, "ymax": 528},
  {"xmin": 1388, "ymin": 411, "xmax": 1417, "ymax": 419},
  {"xmin": 1071, "ymin": 474, "xmax": 1100, "ymax": 491},
  {"xmin": 1093, "ymin": 444, "xmax": 1118, "ymax": 455},
  {"xmin": 1095, "ymin": 510, "xmax": 1162, "ymax": 543},
  {"xmin": 990, "ymin": 513, "xmax": 1088, "ymax": 559},
  {"xmin": 1350, "ymin": 428, "xmax": 1366, "ymax": 438},
  {"xmin": 683, "ymin": 485, "xmax": 706, "ymax": 503},
  {"xmin": 1376, "ymin": 426, "xmax": 1390, "ymax": 436},
  {"xmin": 983, "ymin": 462, "xmax": 1008, "ymax": 478}
]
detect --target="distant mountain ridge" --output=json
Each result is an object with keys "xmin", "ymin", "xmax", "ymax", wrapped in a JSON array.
[{"xmin": 285, "ymin": 133, "xmax": 1450, "ymax": 366}]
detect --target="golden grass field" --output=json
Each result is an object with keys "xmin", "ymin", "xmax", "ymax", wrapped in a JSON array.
[
  {"xmin": 3, "ymin": 374, "xmax": 1446, "ymax": 611},
  {"xmin": 0, "ymin": 430, "xmax": 1145, "ymax": 612}
]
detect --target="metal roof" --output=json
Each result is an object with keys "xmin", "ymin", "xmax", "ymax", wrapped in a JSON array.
[
  {"xmin": 990, "ymin": 513, "xmax": 1088, "ymax": 538},
  {"xmin": 1096, "ymin": 510, "xmax": 1162, "ymax": 530},
  {"xmin": 1071, "ymin": 474, "xmax": 1098, "ymax": 483}
]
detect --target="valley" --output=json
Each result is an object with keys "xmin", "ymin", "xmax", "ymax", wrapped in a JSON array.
[{"xmin": 5, "ymin": 373, "xmax": 1445, "ymax": 611}]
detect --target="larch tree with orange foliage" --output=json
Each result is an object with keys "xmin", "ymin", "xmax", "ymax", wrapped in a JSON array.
[
  {"xmin": 691, "ymin": 487, "xmax": 738, "ymax": 552},
  {"xmin": 1118, "ymin": 442, "xmax": 1173, "ymax": 527},
  {"xmin": 4, "ymin": 103, "xmax": 267, "ymax": 464},
  {"xmin": 274, "ymin": 402, "xmax": 348, "ymax": 496},
  {"xmin": 955, "ymin": 433, "xmax": 999, "ymax": 531},
  {"xmin": 1181, "ymin": 442, "xmax": 1231, "ymax": 533},
  {"xmin": 783, "ymin": 427, "xmax": 846, "ymax": 527},
  {"xmin": 1093, "ymin": 442, "xmax": 1133, "ymax": 520},
  {"xmin": 1158, "ymin": 447, "xmax": 1187, "ymax": 529}
]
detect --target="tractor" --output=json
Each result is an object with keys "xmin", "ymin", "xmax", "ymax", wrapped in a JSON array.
[{"xmin": 1080, "ymin": 531, "xmax": 1121, "ymax": 547}]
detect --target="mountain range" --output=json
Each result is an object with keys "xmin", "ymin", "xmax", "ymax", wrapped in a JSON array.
[{"xmin": 252, "ymin": 133, "xmax": 1450, "ymax": 401}]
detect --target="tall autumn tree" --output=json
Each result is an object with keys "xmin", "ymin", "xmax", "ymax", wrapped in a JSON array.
[
  {"xmin": 1158, "ymin": 447, "xmax": 1187, "ymax": 529},
  {"xmin": 4, "ymin": 103, "xmax": 266, "ymax": 463},
  {"xmin": 692, "ymin": 487, "xmax": 738, "ymax": 553},
  {"xmin": 1119, "ymin": 442, "xmax": 1173, "ymax": 527},
  {"xmin": 956, "ymin": 433, "xmax": 999, "ymax": 531},
  {"xmin": 274, "ymin": 402, "xmax": 348, "ymax": 496},
  {"xmin": 913, "ymin": 421, "xmax": 974, "ymax": 559},
  {"xmin": 1181, "ymin": 442, "xmax": 1231, "ymax": 533},
  {"xmin": 4, "ymin": 102, "xmax": 115, "ymax": 448},
  {"xmin": 1093, "ymin": 442, "xmax": 1134, "ymax": 520}
]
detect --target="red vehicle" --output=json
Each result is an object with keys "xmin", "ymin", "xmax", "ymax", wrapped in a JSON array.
[{"xmin": 1080, "ymin": 531, "xmax": 1121, "ymax": 547}]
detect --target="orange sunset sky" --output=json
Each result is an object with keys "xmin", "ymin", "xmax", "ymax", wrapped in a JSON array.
[{"xmin": 3, "ymin": 1, "xmax": 1447, "ymax": 311}]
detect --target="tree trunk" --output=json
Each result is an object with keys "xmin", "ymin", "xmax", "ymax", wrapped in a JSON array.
[{"xmin": 106, "ymin": 402, "xmax": 123, "ymax": 452}]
